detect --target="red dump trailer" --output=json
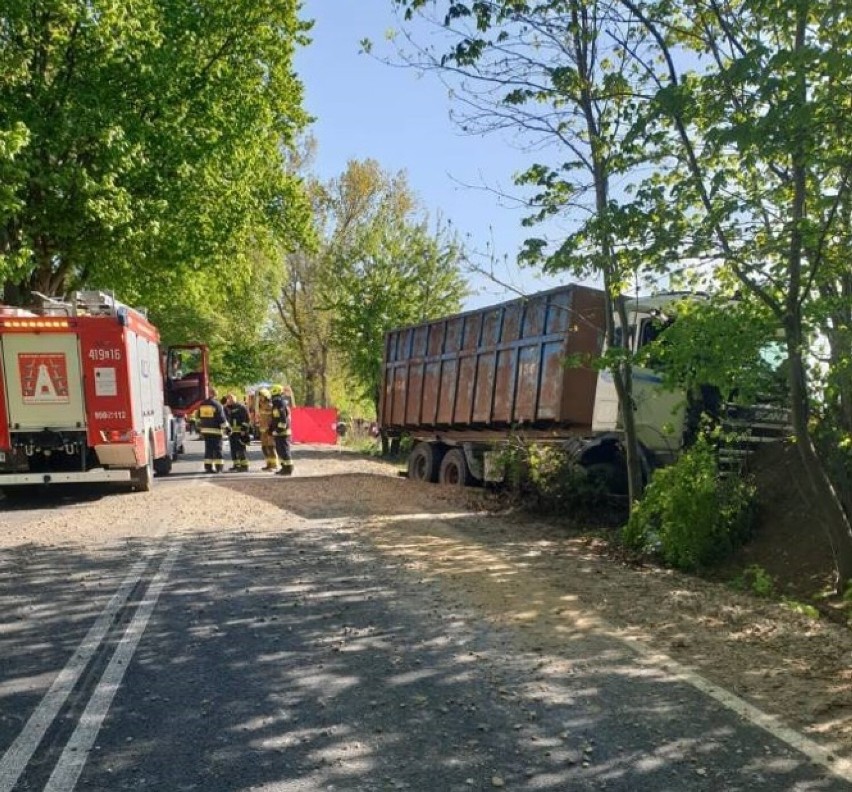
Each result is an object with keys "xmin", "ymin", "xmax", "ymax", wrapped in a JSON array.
[
  {"xmin": 379, "ymin": 284, "xmax": 608, "ymax": 485},
  {"xmin": 380, "ymin": 282, "xmax": 793, "ymax": 489}
]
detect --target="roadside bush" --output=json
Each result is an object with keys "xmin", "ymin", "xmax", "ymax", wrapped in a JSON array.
[
  {"xmin": 340, "ymin": 434, "xmax": 382, "ymax": 456},
  {"xmin": 731, "ymin": 564, "xmax": 775, "ymax": 597},
  {"xmin": 622, "ymin": 433, "xmax": 756, "ymax": 570},
  {"xmin": 496, "ymin": 440, "xmax": 615, "ymax": 518}
]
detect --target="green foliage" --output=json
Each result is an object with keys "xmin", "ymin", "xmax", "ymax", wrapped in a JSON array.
[
  {"xmin": 731, "ymin": 565, "xmax": 776, "ymax": 598},
  {"xmin": 637, "ymin": 298, "xmax": 787, "ymax": 404},
  {"xmin": 781, "ymin": 599, "xmax": 819, "ymax": 619},
  {"xmin": 270, "ymin": 159, "xmax": 467, "ymax": 409},
  {"xmin": 0, "ymin": 0, "xmax": 312, "ymax": 309},
  {"xmin": 623, "ymin": 434, "xmax": 756, "ymax": 571},
  {"xmin": 319, "ymin": 161, "xmax": 468, "ymax": 411},
  {"xmin": 493, "ymin": 440, "xmax": 611, "ymax": 516},
  {"xmin": 811, "ymin": 417, "xmax": 852, "ymax": 503},
  {"xmin": 338, "ymin": 432, "xmax": 382, "ymax": 457}
]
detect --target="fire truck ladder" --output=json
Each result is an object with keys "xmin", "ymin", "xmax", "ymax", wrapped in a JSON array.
[{"xmin": 33, "ymin": 290, "xmax": 147, "ymax": 319}]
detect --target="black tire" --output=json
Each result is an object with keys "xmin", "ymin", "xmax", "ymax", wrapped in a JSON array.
[
  {"xmin": 583, "ymin": 461, "xmax": 628, "ymax": 496},
  {"xmin": 154, "ymin": 453, "xmax": 173, "ymax": 476},
  {"xmin": 131, "ymin": 438, "xmax": 155, "ymax": 492},
  {"xmin": 438, "ymin": 448, "xmax": 476, "ymax": 487},
  {"xmin": 407, "ymin": 441, "xmax": 443, "ymax": 483}
]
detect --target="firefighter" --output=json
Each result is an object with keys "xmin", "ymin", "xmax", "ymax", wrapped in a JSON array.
[
  {"xmin": 224, "ymin": 393, "xmax": 251, "ymax": 471},
  {"xmin": 256, "ymin": 387, "xmax": 278, "ymax": 471},
  {"xmin": 197, "ymin": 387, "xmax": 229, "ymax": 473},
  {"xmin": 269, "ymin": 383, "xmax": 294, "ymax": 475}
]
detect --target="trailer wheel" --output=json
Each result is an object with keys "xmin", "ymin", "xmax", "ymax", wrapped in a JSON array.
[
  {"xmin": 407, "ymin": 442, "xmax": 443, "ymax": 483},
  {"xmin": 131, "ymin": 437, "xmax": 155, "ymax": 492},
  {"xmin": 438, "ymin": 448, "xmax": 475, "ymax": 487}
]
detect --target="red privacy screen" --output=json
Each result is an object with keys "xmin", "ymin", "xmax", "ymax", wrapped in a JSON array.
[{"xmin": 290, "ymin": 407, "xmax": 338, "ymax": 444}]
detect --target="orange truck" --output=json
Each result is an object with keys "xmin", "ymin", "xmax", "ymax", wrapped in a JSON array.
[{"xmin": 0, "ymin": 291, "xmax": 207, "ymax": 494}]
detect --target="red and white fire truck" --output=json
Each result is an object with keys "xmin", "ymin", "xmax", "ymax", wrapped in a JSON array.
[{"xmin": 0, "ymin": 291, "xmax": 208, "ymax": 494}]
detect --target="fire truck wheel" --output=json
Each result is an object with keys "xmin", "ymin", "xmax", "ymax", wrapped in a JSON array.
[
  {"xmin": 131, "ymin": 437, "xmax": 155, "ymax": 492},
  {"xmin": 154, "ymin": 454, "xmax": 173, "ymax": 476}
]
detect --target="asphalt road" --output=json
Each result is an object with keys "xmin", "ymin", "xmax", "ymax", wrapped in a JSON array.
[{"xmin": 0, "ymin": 440, "xmax": 850, "ymax": 791}]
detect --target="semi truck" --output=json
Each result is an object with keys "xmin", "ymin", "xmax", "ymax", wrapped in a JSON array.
[
  {"xmin": 379, "ymin": 283, "xmax": 788, "ymax": 488},
  {"xmin": 0, "ymin": 291, "xmax": 208, "ymax": 495}
]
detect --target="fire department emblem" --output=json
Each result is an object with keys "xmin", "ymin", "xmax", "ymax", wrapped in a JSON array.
[{"xmin": 18, "ymin": 353, "xmax": 70, "ymax": 404}]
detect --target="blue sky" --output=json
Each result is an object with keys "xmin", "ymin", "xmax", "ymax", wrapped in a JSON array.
[{"xmin": 294, "ymin": 1, "xmax": 580, "ymax": 310}]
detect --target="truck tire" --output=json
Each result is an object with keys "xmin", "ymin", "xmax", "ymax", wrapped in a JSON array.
[
  {"xmin": 131, "ymin": 438, "xmax": 155, "ymax": 492},
  {"xmin": 407, "ymin": 441, "xmax": 443, "ymax": 483},
  {"xmin": 583, "ymin": 461, "xmax": 628, "ymax": 496},
  {"xmin": 438, "ymin": 448, "xmax": 476, "ymax": 487}
]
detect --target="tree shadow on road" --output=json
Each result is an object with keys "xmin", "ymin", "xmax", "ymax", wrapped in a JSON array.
[{"xmin": 0, "ymin": 528, "xmax": 845, "ymax": 791}]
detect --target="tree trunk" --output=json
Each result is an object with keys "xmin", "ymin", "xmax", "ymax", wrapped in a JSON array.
[
  {"xmin": 612, "ymin": 297, "xmax": 645, "ymax": 505},
  {"xmin": 303, "ymin": 369, "xmax": 317, "ymax": 407},
  {"xmin": 824, "ymin": 274, "xmax": 852, "ymax": 434},
  {"xmin": 787, "ymin": 328, "xmax": 852, "ymax": 592},
  {"xmin": 320, "ymin": 346, "xmax": 329, "ymax": 408}
]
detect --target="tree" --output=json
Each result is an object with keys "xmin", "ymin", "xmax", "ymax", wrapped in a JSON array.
[
  {"xmin": 619, "ymin": 0, "xmax": 852, "ymax": 589},
  {"xmin": 0, "ymin": 0, "xmax": 312, "ymax": 306},
  {"xmin": 273, "ymin": 159, "xmax": 468, "ymax": 417},
  {"xmin": 330, "ymin": 214, "xmax": 468, "ymax": 417},
  {"xmin": 386, "ymin": 0, "xmax": 670, "ymax": 504},
  {"xmin": 274, "ymin": 243, "xmax": 334, "ymax": 407},
  {"xmin": 273, "ymin": 163, "xmax": 335, "ymax": 407},
  {"xmin": 320, "ymin": 160, "xmax": 468, "ymax": 420}
]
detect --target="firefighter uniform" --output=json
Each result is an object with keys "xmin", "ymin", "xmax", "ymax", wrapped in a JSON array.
[
  {"xmin": 269, "ymin": 384, "xmax": 293, "ymax": 475},
  {"xmin": 257, "ymin": 388, "xmax": 278, "ymax": 471},
  {"xmin": 197, "ymin": 390, "xmax": 229, "ymax": 473},
  {"xmin": 224, "ymin": 395, "xmax": 251, "ymax": 471}
]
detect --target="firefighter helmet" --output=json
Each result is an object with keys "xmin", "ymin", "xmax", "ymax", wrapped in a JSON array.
[{"xmin": 270, "ymin": 383, "xmax": 284, "ymax": 396}]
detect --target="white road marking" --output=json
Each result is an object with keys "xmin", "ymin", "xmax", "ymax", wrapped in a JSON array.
[
  {"xmin": 376, "ymin": 514, "xmax": 852, "ymax": 783},
  {"xmin": 43, "ymin": 542, "xmax": 180, "ymax": 792},
  {"xmin": 626, "ymin": 639, "xmax": 852, "ymax": 783},
  {"xmin": 0, "ymin": 551, "xmax": 156, "ymax": 792}
]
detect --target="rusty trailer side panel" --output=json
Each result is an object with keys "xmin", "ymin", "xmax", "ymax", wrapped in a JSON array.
[{"xmin": 380, "ymin": 284, "xmax": 606, "ymax": 437}]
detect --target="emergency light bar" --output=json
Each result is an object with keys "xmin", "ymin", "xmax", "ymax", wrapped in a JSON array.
[{"xmin": 0, "ymin": 319, "xmax": 71, "ymax": 328}]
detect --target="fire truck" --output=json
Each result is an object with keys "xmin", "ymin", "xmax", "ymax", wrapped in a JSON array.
[{"xmin": 0, "ymin": 291, "xmax": 208, "ymax": 495}]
